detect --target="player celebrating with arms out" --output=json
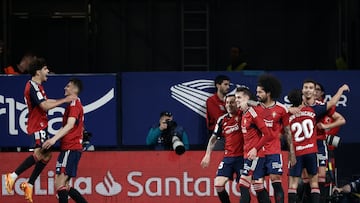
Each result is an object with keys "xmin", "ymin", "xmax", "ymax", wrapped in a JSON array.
[
  {"xmin": 287, "ymin": 82, "xmax": 350, "ymax": 203},
  {"xmin": 201, "ymin": 94, "xmax": 244, "ymax": 203},
  {"xmin": 4, "ymin": 58, "xmax": 76, "ymax": 203},
  {"xmin": 42, "ymin": 78, "xmax": 87, "ymax": 203}
]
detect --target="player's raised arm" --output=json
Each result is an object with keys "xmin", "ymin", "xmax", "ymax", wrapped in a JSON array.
[{"xmin": 326, "ymin": 84, "xmax": 349, "ymax": 110}]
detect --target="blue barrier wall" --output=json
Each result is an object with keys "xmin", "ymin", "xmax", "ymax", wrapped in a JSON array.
[
  {"xmin": 0, "ymin": 71, "xmax": 357, "ymax": 148},
  {"xmin": 0, "ymin": 74, "xmax": 118, "ymax": 147},
  {"xmin": 122, "ymin": 71, "xmax": 358, "ymax": 146}
]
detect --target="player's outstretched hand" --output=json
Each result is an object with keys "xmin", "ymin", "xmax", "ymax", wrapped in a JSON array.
[
  {"xmin": 65, "ymin": 94, "xmax": 78, "ymax": 103},
  {"xmin": 340, "ymin": 84, "xmax": 350, "ymax": 93},
  {"xmin": 200, "ymin": 155, "xmax": 210, "ymax": 168},
  {"xmin": 247, "ymin": 148, "xmax": 257, "ymax": 160}
]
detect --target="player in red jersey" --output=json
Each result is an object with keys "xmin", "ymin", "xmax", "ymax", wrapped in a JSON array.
[
  {"xmin": 287, "ymin": 82, "xmax": 349, "ymax": 203},
  {"xmin": 43, "ymin": 78, "xmax": 87, "ymax": 203},
  {"xmin": 206, "ymin": 75, "xmax": 230, "ymax": 149},
  {"xmin": 235, "ymin": 87, "xmax": 272, "ymax": 203},
  {"xmin": 256, "ymin": 74, "xmax": 296, "ymax": 203},
  {"xmin": 201, "ymin": 94, "xmax": 244, "ymax": 203},
  {"xmin": 3, "ymin": 58, "xmax": 76, "ymax": 203},
  {"xmin": 302, "ymin": 80, "xmax": 349, "ymax": 203},
  {"xmin": 314, "ymin": 82, "xmax": 346, "ymax": 201}
]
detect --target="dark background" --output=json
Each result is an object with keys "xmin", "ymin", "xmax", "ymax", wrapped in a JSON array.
[
  {"xmin": 0, "ymin": 0, "xmax": 359, "ymax": 73},
  {"xmin": 0, "ymin": 0, "xmax": 360, "ymax": 184}
]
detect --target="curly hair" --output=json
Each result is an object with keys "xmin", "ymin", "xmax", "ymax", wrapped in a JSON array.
[{"xmin": 257, "ymin": 74, "xmax": 282, "ymax": 99}]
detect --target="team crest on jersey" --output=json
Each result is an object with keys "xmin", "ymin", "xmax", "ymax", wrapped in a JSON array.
[{"xmin": 272, "ymin": 112, "xmax": 277, "ymax": 118}]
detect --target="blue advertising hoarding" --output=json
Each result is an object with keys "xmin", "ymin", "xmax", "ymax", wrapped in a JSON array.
[
  {"xmin": 0, "ymin": 74, "xmax": 118, "ymax": 147},
  {"xmin": 121, "ymin": 71, "xmax": 358, "ymax": 146}
]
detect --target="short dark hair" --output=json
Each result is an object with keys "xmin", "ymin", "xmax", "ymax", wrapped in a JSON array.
[
  {"xmin": 236, "ymin": 86, "xmax": 256, "ymax": 100},
  {"xmin": 303, "ymin": 79, "xmax": 317, "ymax": 86},
  {"xmin": 160, "ymin": 111, "xmax": 172, "ymax": 118},
  {"xmin": 316, "ymin": 82, "xmax": 325, "ymax": 93},
  {"xmin": 288, "ymin": 89, "xmax": 303, "ymax": 107},
  {"xmin": 257, "ymin": 74, "xmax": 282, "ymax": 99},
  {"xmin": 214, "ymin": 75, "xmax": 230, "ymax": 86},
  {"xmin": 69, "ymin": 78, "xmax": 83, "ymax": 94},
  {"xmin": 224, "ymin": 94, "xmax": 235, "ymax": 100},
  {"xmin": 28, "ymin": 57, "xmax": 47, "ymax": 76}
]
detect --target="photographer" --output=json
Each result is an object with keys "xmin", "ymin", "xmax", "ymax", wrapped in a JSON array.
[
  {"xmin": 332, "ymin": 178, "xmax": 360, "ymax": 203},
  {"xmin": 146, "ymin": 111, "xmax": 189, "ymax": 154}
]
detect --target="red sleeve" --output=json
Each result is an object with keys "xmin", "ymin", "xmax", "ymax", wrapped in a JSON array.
[
  {"xmin": 253, "ymin": 116, "xmax": 272, "ymax": 151},
  {"xmin": 68, "ymin": 101, "xmax": 81, "ymax": 119},
  {"xmin": 205, "ymin": 98, "xmax": 213, "ymax": 129},
  {"xmin": 281, "ymin": 111, "xmax": 290, "ymax": 126}
]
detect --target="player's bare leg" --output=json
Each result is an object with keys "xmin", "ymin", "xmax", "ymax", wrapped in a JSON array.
[
  {"xmin": 318, "ymin": 166, "xmax": 327, "ymax": 203},
  {"xmin": 253, "ymin": 178, "xmax": 270, "ymax": 203},
  {"xmin": 4, "ymin": 152, "xmax": 40, "ymax": 194},
  {"xmin": 239, "ymin": 175, "xmax": 252, "ymax": 203},
  {"xmin": 288, "ymin": 176, "xmax": 300, "ymax": 203},
  {"xmin": 215, "ymin": 176, "xmax": 230, "ymax": 203},
  {"xmin": 56, "ymin": 173, "xmax": 70, "ymax": 203},
  {"xmin": 309, "ymin": 174, "xmax": 320, "ymax": 203},
  {"xmin": 56, "ymin": 174, "xmax": 88, "ymax": 203},
  {"xmin": 20, "ymin": 148, "xmax": 52, "ymax": 203},
  {"xmin": 270, "ymin": 174, "xmax": 284, "ymax": 203}
]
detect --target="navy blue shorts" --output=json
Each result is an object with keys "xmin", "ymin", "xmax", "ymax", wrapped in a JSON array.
[
  {"xmin": 242, "ymin": 157, "xmax": 266, "ymax": 180},
  {"xmin": 56, "ymin": 150, "xmax": 82, "ymax": 177},
  {"xmin": 33, "ymin": 129, "xmax": 49, "ymax": 148},
  {"xmin": 216, "ymin": 156, "xmax": 244, "ymax": 182},
  {"xmin": 289, "ymin": 153, "xmax": 318, "ymax": 177},
  {"xmin": 317, "ymin": 140, "xmax": 328, "ymax": 166},
  {"xmin": 264, "ymin": 154, "xmax": 283, "ymax": 175}
]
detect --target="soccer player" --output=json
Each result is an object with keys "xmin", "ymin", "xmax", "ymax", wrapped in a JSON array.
[
  {"xmin": 302, "ymin": 80, "xmax": 349, "ymax": 203},
  {"xmin": 256, "ymin": 74, "xmax": 296, "ymax": 203},
  {"xmin": 42, "ymin": 78, "xmax": 87, "ymax": 203},
  {"xmin": 235, "ymin": 87, "xmax": 272, "ymax": 203},
  {"xmin": 201, "ymin": 94, "xmax": 244, "ymax": 203},
  {"xmin": 314, "ymin": 82, "xmax": 346, "ymax": 202},
  {"xmin": 4, "ymin": 58, "xmax": 76, "ymax": 203},
  {"xmin": 206, "ymin": 75, "xmax": 230, "ymax": 150},
  {"xmin": 287, "ymin": 82, "xmax": 349, "ymax": 203}
]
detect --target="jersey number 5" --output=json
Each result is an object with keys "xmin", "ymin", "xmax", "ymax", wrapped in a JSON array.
[{"xmin": 291, "ymin": 119, "xmax": 314, "ymax": 142}]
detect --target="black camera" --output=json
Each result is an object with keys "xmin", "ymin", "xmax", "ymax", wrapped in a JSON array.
[
  {"xmin": 328, "ymin": 190, "xmax": 343, "ymax": 203},
  {"xmin": 165, "ymin": 120, "xmax": 185, "ymax": 155},
  {"xmin": 326, "ymin": 135, "xmax": 341, "ymax": 148}
]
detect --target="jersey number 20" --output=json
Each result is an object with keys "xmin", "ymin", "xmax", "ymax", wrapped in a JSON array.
[{"xmin": 291, "ymin": 119, "xmax": 314, "ymax": 142}]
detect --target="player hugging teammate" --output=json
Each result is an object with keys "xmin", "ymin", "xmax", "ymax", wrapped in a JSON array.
[{"xmin": 201, "ymin": 74, "xmax": 349, "ymax": 203}]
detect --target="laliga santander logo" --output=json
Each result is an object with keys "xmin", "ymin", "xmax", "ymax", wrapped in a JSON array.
[
  {"xmin": 1, "ymin": 170, "xmax": 121, "ymax": 196},
  {"xmin": 95, "ymin": 171, "xmax": 122, "ymax": 196},
  {"xmin": 0, "ymin": 88, "xmax": 114, "ymax": 136},
  {"xmin": 170, "ymin": 80, "xmax": 245, "ymax": 118}
]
